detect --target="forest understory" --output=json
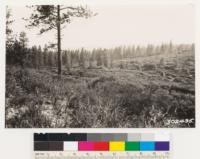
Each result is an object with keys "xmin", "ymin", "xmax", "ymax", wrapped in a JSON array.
[{"xmin": 5, "ymin": 51, "xmax": 195, "ymax": 128}]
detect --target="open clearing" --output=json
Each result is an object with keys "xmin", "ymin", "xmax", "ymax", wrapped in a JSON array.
[{"xmin": 6, "ymin": 51, "xmax": 195, "ymax": 128}]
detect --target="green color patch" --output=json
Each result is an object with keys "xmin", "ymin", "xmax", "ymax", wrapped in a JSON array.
[{"xmin": 125, "ymin": 142, "xmax": 140, "ymax": 151}]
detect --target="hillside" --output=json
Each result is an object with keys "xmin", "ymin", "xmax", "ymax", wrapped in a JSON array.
[{"xmin": 6, "ymin": 51, "xmax": 195, "ymax": 128}]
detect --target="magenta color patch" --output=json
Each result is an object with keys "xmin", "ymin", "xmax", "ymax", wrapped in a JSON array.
[{"xmin": 78, "ymin": 141, "xmax": 94, "ymax": 151}]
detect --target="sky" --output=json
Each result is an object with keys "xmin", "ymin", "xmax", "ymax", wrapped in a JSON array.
[{"xmin": 8, "ymin": 4, "xmax": 195, "ymax": 50}]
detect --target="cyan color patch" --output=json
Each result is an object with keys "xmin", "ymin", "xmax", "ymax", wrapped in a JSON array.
[{"xmin": 140, "ymin": 142, "xmax": 155, "ymax": 151}]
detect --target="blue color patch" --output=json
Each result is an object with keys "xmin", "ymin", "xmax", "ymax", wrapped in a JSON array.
[{"xmin": 140, "ymin": 142, "xmax": 155, "ymax": 151}]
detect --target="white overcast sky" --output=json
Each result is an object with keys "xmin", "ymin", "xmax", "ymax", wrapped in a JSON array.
[{"xmin": 9, "ymin": 4, "xmax": 195, "ymax": 50}]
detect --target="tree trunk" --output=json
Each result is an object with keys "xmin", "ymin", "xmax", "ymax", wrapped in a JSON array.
[{"xmin": 57, "ymin": 5, "xmax": 62, "ymax": 76}]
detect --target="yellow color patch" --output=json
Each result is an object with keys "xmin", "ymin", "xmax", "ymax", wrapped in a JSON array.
[{"xmin": 109, "ymin": 142, "xmax": 125, "ymax": 151}]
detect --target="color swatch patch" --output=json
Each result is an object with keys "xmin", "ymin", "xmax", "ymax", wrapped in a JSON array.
[
  {"xmin": 109, "ymin": 141, "xmax": 125, "ymax": 151},
  {"xmin": 125, "ymin": 142, "xmax": 140, "ymax": 151}
]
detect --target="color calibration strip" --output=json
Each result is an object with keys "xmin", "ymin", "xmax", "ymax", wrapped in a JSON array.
[
  {"xmin": 34, "ymin": 133, "xmax": 170, "ymax": 151},
  {"xmin": 34, "ymin": 133, "xmax": 170, "ymax": 159},
  {"xmin": 35, "ymin": 141, "xmax": 169, "ymax": 151}
]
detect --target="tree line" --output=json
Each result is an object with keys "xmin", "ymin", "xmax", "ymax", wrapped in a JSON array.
[{"xmin": 6, "ymin": 31, "xmax": 194, "ymax": 70}]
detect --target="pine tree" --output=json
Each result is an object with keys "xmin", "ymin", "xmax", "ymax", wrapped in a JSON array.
[
  {"xmin": 6, "ymin": 7, "xmax": 14, "ymax": 49},
  {"xmin": 26, "ymin": 5, "xmax": 96, "ymax": 76},
  {"xmin": 18, "ymin": 32, "xmax": 29, "ymax": 67},
  {"xmin": 135, "ymin": 46, "xmax": 141, "ymax": 57},
  {"xmin": 63, "ymin": 51, "xmax": 70, "ymax": 71},
  {"xmin": 48, "ymin": 51, "xmax": 53, "ymax": 67},
  {"xmin": 146, "ymin": 44, "xmax": 154, "ymax": 56},
  {"xmin": 43, "ymin": 45, "xmax": 48, "ymax": 67},
  {"xmin": 96, "ymin": 49, "xmax": 102, "ymax": 66},
  {"xmin": 109, "ymin": 50, "xmax": 114, "ymax": 68},
  {"xmin": 102, "ymin": 50, "xmax": 108, "ymax": 67},
  {"xmin": 38, "ymin": 45, "xmax": 43, "ymax": 68},
  {"xmin": 169, "ymin": 41, "xmax": 173, "ymax": 54},
  {"xmin": 89, "ymin": 53, "xmax": 93, "ymax": 68},
  {"xmin": 131, "ymin": 45, "xmax": 135, "ymax": 58},
  {"xmin": 79, "ymin": 48, "xmax": 85, "ymax": 68}
]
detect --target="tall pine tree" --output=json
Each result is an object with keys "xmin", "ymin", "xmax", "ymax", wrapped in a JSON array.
[{"xmin": 25, "ymin": 5, "xmax": 96, "ymax": 76}]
